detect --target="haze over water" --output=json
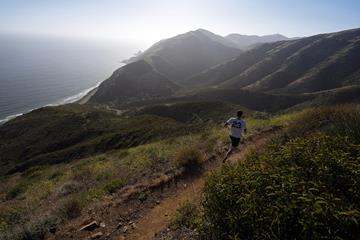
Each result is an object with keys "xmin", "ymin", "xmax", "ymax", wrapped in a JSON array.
[{"xmin": 0, "ymin": 33, "xmax": 140, "ymax": 122}]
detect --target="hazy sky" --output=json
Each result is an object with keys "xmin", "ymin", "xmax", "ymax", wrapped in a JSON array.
[{"xmin": 1, "ymin": 0, "xmax": 360, "ymax": 47}]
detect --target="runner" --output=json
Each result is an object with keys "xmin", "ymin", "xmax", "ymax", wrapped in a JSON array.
[{"xmin": 223, "ymin": 110, "xmax": 247, "ymax": 162}]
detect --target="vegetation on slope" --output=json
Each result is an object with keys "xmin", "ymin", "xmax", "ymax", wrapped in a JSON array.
[
  {"xmin": 0, "ymin": 128, "xmax": 223, "ymax": 239},
  {"xmin": 88, "ymin": 60, "xmax": 179, "ymax": 105},
  {"xmin": 186, "ymin": 28, "xmax": 360, "ymax": 94},
  {"xmin": 136, "ymin": 101, "xmax": 245, "ymax": 123},
  {"xmin": 0, "ymin": 104, "xmax": 194, "ymax": 175},
  {"xmin": 0, "ymin": 99, "xmax": 251, "ymax": 239},
  {"xmin": 172, "ymin": 105, "xmax": 360, "ymax": 240}
]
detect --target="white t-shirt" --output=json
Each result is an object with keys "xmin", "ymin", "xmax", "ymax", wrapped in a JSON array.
[{"xmin": 226, "ymin": 117, "xmax": 246, "ymax": 138}]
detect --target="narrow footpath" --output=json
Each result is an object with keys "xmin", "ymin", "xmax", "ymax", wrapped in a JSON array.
[{"xmin": 122, "ymin": 127, "xmax": 278, "ymax": 240}]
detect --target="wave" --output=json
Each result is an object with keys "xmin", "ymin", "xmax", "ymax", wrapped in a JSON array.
[
  {"xmin": 0, "ymin": 82, "xmax": 101, "ymax": 125},
  {"xmin": 0, "ymin": 113, "xmax": 25, "ymax": 125},
  {"xmin": 45, "ymin": 82, "xmax": 101, "ymax": 106}
]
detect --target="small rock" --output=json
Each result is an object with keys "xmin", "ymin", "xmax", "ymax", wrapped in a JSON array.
[
  {"xmin": 79, "ymin": 221, "xmax": 98, "ymax": 231},
  {"xmin": 100, "ymin": 222, "xmax": 106, "ymax": 228},
  {"xmin": 122, "ymin": 226, "xmax": 128, "ymax": 233},
  {"xmin": 91, "ymin": 232, "xmax": 103, "ymax": 239},
  {"xmin": 164, "ymin": 213, "xmax": 168, "ymax": 217},
  {"xmin": 156, "ymin": 200, "xmax": 161, "ymax": 204},
  {"xmin": 131, "ymin": 223, "xmax": 136, "ymax": 229}
]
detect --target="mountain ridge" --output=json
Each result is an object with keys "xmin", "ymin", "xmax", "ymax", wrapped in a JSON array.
[
  {"xmin": 186, "ymin": 27, "xmax": 360, "ymax": 94},
  {"xmin": 225, "ymin": 32, "xmax": 291, "ymax": 49}
]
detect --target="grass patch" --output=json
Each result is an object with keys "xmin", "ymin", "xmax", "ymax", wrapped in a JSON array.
[
  {"xmin": 103, "ymin": 178, "xmax": 127, "ymax": 194},
  {"xmin": 171, "ymin": 201, "xmax": 202, "ymax": 230},
  {"xmin": 287, "ymin": 104, "xmax": 360, "ymax": 142}
]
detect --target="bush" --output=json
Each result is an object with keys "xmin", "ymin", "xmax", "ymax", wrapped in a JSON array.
[
  {"xmin": 0, "ymin": 215, "xmax": 61, "ymax": 240},
  {"xmin": 103, "ymin": 178, "xmax": 127, "ymax": 194},
  {"xmin": 288, "ymin": 105, "xmax": 360, "ymax": 143},
  {"xmin": 171, "ymin": 201, "xmax": 202, "ymax": 230},
  {"xmin": 202, "ymin": 134, "xmax": 360, "ymax": 240},
  {"xmin": 174, "ymin": 146, "xmax": 203, "ymax": 172},
  {"xmin": 57, "ymin": 197, "xmax": 82, "ymax": 220}
]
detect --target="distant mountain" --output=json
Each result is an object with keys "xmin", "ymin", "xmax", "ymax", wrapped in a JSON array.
[
  {"xmin": 225, "ymin": 33, "xmax": 291, "ymax": 49},
  {"xmin": 89, "ymin": 29, "xmax": 295, "ymax": 107},
  {"xmin": 88, "ymin": 60, "xmax": 179, "ymax": 106},
  {"xmin": 127, "ymin": 29, "xmax": 242, "ymax": 81},
  {"xmin": 187, "ymin": 28, "xmax": 360, "ymax": 94},
  {"xmin": 85, "ymin": 28, "xmax": 360, "ymax": 107}
]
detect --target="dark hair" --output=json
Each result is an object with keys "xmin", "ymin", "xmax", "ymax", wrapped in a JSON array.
[{"xmin": 237, "ymin": 111, "xmax": 243, "ymax": 118}]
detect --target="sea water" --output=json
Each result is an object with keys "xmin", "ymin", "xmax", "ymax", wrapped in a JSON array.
[{"xmin": 0, "ymin": 32, "xmax": 141, "ymax": 123}]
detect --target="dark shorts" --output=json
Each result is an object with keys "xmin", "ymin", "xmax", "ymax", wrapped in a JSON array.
[{"xmin": 230, "ymin": 136, "xmax": 241, "ymax": 147}]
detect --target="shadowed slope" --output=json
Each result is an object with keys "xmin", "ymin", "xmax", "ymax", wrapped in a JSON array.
[
  {"xmin": 88, "ymin": 60, "xmax": 179, "ymax": 106},
  {"xmin": 187, "ymin": 28, "xmax": 360, "ymax": 94}
]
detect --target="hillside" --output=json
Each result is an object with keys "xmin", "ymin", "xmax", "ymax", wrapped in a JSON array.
[
  {"xmin": 186, "ymin": 28, "xmax": 360, "ymax": 94},
  {"xmin": 2, "ymin": 104, "xmax": 359, "ymax": 240},
  {"xmin": 126, "ymin": 29, "xmax": 242, "ymax": 82},
  {"xmin": 158, "ymin": 105, "xmax": 360, "ymax": 240},
  {"xmin": 86, "ymin": 28, "xmax": 360, "ymax": 109},
  {"xmin": 0, "ymin": 104, "xmax": 195, "ymax": 175},
  {"xmin": 88, "ymin": 60, "xmax": 179, "ymax": 106}
]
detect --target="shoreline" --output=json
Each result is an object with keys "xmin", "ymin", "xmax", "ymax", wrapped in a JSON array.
[{"xmin": 0, "ymin": 82, "xmax": 101, "ymax": 125}]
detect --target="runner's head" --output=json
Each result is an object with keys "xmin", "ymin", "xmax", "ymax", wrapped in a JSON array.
[{"xmin": 237, "ymin": 110, "xmax": 243, "ymax": 118}]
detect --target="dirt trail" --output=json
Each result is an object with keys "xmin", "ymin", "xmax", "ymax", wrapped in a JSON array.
[
  {"xmin": 123, "ymin": 129, "xmax": 276, "ymax": 240},
  {"xmin": 49, "ymin": 127, "xmax": 278, "ymax": 240}
]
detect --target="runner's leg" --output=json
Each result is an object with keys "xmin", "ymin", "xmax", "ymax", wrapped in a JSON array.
[{"xmin": 223, "ymin": 137, "xmax": 234, "ymax": 162}]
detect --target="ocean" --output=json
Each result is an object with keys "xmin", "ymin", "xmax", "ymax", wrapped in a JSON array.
[{"xmin": 0, "ymin": 33, "xmax": 141, "ymax": 123}]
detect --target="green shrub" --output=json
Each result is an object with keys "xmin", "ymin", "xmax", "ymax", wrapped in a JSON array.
[
  {"xmin": 174, "ymin": 146, "xmax": 203, "ymax": 171},
  {"xmin": 57, "ymin": 197, "xmax": 82, "ymax": 220},
  {"xmin": 0, "ymin": 215, "xmax": 60, "ymax": 240},
  {"xmin": 103, "ymin": 178, "xmax": 127, "ymax": 194},
  {"xmin": 123, "ymin": 143, "xmax": 172, "ymax": 171},
  {"xmin": 202, "ymin": 134, "xmax": 360, "ymax": 239},
  {"xmin": 171, "ymin": 201, "xmax": 202, "ymax": 230}
]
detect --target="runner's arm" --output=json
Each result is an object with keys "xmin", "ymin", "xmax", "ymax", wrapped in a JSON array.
[{"xmin": 224, "ymin": 118, "xmax": 232, "ymax": 127}]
